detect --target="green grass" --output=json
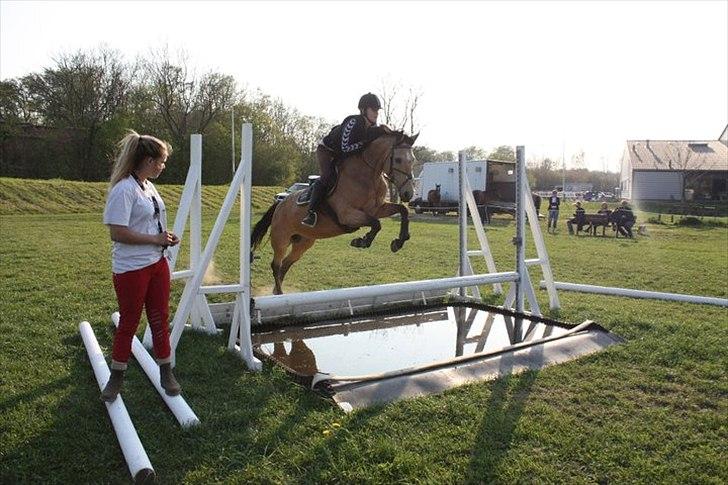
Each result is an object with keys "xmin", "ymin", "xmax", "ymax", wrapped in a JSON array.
[{"xmin": 1, "ymin": 179, "xmax": 727, "ymax": 483}]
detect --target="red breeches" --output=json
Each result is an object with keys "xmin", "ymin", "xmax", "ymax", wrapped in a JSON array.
[{"xmin": 111, "ymin": 257, "xmax": 171, "ymax": 364}]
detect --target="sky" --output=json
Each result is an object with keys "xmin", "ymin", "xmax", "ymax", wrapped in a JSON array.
[{"xmin": 1, "ymin": 0, "xmax": 726, "ymax": 172}]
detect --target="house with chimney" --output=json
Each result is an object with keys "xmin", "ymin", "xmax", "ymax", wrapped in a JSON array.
[{"xmin": 619, "ymin": 125, "xmax": 728, "ymax": 201}]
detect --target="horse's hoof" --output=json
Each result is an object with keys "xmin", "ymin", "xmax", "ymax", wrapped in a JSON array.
[
  {"xmin": 390, "ymin": 239, "xmax": 403, "ymax": 252},
  {"xmin": 351, "ymin": 237, "xmax": 367, "ymax": 248}
]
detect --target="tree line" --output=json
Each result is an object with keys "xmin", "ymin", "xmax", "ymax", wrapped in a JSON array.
[
  {"xmin": 0, "ymin": 45, "xmax": 618, "ymax": 191},
  {"xmin": 0, "ymin": 46, "xmax": 334, "ymax": 185}
]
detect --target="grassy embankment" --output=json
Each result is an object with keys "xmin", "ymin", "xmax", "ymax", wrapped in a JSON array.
[{"xmin": 1, "ymin": 177, "xmax": 726, "ymax": 483}]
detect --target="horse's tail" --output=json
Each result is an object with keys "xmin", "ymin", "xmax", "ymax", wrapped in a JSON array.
[{"xmin": 251, "ymin": 201, "xmax": 279, "ymax": 252}]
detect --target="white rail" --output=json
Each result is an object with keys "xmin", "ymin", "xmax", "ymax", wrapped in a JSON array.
[
  {"xmin": 254, "ymin": 272, "xmax": 520, "ymax": 311},
  {"xmin": 541, "ymin": 281, "xmax": 728, "ymax": 307},
  {"xmin": 79, "ymin": 322, "xmax": 155, "ymax": 482}
]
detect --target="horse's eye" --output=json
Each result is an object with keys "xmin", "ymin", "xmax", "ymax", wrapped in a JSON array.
[{"xmin": 395, "ymin": 157, "xmax": 402, "ymax": 164}]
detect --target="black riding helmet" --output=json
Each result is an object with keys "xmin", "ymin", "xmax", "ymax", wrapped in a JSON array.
[{"xmin": 358, "ymin": 93, "xmax": 382, "ymax": 111}]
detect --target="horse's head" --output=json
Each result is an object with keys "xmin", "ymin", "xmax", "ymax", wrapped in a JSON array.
[{"xmin": 388, "ymin": 132, "xmax": 419, "ymax": 202}]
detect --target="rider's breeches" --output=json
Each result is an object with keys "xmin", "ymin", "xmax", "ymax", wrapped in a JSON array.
[
  {"xmin": 316, "ymin": 145, "xmax": 336, "ymax": 188},
  {"xmin": 110, "ymin": 256, "xmax": 172, "ymax": 369}
]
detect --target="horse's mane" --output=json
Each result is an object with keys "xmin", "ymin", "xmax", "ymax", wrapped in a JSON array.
[{"xmin": 370, "ymin": 129, "xmax": 416, "ymax": 148}]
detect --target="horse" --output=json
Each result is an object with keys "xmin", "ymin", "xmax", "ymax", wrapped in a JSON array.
[
  {"xmin": 427, "ymin": 184, "xmax": 441, "ymax": 206},
  {"xmin": 251, "ymin": 131, "xmax": 419, "ymax": 295}
]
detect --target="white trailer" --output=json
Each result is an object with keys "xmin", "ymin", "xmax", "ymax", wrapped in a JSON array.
[{"xmin": 411, "ymin": 159, "xmax": 515, "ymax": 214}]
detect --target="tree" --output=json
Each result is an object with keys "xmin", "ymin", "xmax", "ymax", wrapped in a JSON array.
[
  {"xmin": 23, "ymin": 47, "xmax": 134, "ymax": 179},
  {"xmin": 143, "ymin": 46, "xmax": 237, "ymax": 180},
  {"xmin": 488, "ymin": 145, "xmax": 516, "ymax": 162},
  {"xmin": 0, "ymin": 78, "xmax": 39, "ymax": 123},
  {"xmin": 460, "ymin": 145, "xmax": 489, "ymax": 160},
  {"xmin": 378, "ymin": 78, "xmax": 423, "ymax": 134}
]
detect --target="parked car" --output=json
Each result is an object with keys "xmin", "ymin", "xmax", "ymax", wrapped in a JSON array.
[{"xmin": 273, "ymin": 176, "xmax": 320, "ymax": 202}]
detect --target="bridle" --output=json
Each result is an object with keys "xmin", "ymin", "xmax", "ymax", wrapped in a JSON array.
[{"xmin": 363, "ymin": 138, "xmax": 414, "ymax": 191}]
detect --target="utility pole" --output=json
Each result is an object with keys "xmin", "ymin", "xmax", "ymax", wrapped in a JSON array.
[
  {"xmin": 561, "ymin": 140, "xmax": 566, "ymax": 197},
  {"xmin": 231, "ymin": 109, "xmax": 236, "ymax": 178}
]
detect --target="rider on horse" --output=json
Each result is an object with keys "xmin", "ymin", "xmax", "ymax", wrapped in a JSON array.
[{"xmin": 301, "ymin": 93, "xmax": 389, "ymax": 227}]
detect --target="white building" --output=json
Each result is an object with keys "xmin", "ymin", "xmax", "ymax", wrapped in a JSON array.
[{"xmin": 619, "ymin": 126, "xmax": 728, "ymax": 201}]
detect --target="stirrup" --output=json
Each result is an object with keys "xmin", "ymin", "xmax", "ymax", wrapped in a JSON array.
[{"xmin": 301, "ymin": 211, "xmax": 317, "ymax": 227}]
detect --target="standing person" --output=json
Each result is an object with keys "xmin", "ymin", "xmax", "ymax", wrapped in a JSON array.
[
  {"xmin": 546, "ymin": 190, "xmax": 561, "ymax": 233},
  {"xmin": 302, "ymin": 93, "xmax": 389, "ymax": 227},
  {"xmin": 101, "ymin": 131, "xmax": 182, "ymax": 402}
]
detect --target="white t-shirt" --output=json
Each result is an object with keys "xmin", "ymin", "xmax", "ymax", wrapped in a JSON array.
[{"xmin": 103, "ymin": 175, "xmax": 168, "ymax": 274}]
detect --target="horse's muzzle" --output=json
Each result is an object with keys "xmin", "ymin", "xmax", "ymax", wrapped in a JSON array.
[{"xmin": 400, "ymin": 189, "xmax": 413, "ymax": 202}]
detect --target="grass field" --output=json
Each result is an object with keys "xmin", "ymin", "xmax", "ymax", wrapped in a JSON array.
[{"xmin": 1, "ymin": 178, "xmax": 727, "ymax": 484}]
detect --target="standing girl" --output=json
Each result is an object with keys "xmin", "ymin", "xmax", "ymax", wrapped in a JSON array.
[{"xmin": 101, "ymin": 131, "xmax": 181, "ymax": 401}]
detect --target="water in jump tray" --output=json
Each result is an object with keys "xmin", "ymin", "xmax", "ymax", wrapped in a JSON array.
[{"xmin": 254, "ymin": 305, "xmax": 586, "ymax": 377}]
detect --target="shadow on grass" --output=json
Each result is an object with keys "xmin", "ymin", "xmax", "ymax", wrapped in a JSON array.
[
  {"xmin": 0, "ymin": 327, "xmax": 330, "ymax": 483},
  {"xmin": 467, "ymin": 335, "xmax": 543, "ymax": 481}
]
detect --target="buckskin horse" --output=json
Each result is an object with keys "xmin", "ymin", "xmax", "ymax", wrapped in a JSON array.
[{"xmin": 251, "ymin": 130, "xmax": 419, "ymax": 294}]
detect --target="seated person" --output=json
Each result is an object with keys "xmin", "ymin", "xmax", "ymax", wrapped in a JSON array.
[
  {"xmin": 302, "ymin": 93, "xmax": 389, "ymax": 227},
  {"xmin": 613, "ymin": 200, "xmax": 636, "ymax": 238},
  {"xmin": 566, "ymin": 201, "xmax": 587, "ymax": 235},
  {"xmin": 597, "ymin": 202, "xmax": 611, "ymax": 216}
]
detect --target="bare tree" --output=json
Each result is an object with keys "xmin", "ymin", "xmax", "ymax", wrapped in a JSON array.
[
  {"xmin": 144, "ymin": 46, "xmax": 237, "ymax": 154},
  {"xmin": 378, "ymin": 78, "xmax": 423, "ymax": 134}
]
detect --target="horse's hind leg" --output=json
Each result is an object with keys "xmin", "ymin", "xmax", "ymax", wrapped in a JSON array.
[
  {"xmin": 278, "ymin": 236, "xmax": 316, "ymax": 287},
  {"xmin": 270, "ymin": 228, "xmax": 290, "ymax": 295}
]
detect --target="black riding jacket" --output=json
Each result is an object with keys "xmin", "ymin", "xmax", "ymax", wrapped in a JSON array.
[{"xmin": 322, "ymin": 115, "xmax": 387, "ymax": 158}]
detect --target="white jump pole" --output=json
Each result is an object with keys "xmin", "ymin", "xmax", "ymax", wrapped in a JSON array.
[
  {"xmin": 253, "ymin": 272, "xmax": 520, "ymax": 311},
  {"xmin": 514, "ymin": 146, "xmax": 526, "ymax": 314},
  {"xmin": 168, "ymin": 123, "xmax": 261, "ymax": 371},
  {"xmin": 111, "ymin": 313, "xmax": 200, "ymax": 428},
  {"xmin": 458, "ymin": 151, "xmax": 468, "ymax": 297},
  {"xmin": 79, "ymin": 321, "xmax": 155, "ymax": 483},
  {"xmin": 540, "ymin": 281, "xmax": 728, "ymax": 307}
]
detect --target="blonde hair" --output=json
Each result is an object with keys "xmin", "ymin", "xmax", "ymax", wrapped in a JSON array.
[{"xmin": 109, "ymin": 130, "xmax": 172, "ymax": 188}]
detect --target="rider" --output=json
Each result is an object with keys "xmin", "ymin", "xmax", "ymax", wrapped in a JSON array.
[{"xmin": 301, "ymin": 93, "xmax": 388, "ymax": 227}]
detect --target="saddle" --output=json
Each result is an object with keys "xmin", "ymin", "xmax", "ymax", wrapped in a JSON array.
[{"xmin": 296, "ymin": 165, "xmax": 341, "ymax": 206}]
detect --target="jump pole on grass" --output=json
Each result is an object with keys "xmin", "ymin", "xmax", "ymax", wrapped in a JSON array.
[
  {"xmin": 112, "ymin": 313, "xmax": 200, "ymax": 428},
  {"xmin": 539, "ymin": 281, "xmax": 728, "ymax": 307},
  {"xmin": 79, "ymin": 321, "xmax": 155, "ymax": 483}
]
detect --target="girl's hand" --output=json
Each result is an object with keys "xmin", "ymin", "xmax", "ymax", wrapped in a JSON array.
[{"xmin": 155, "ymin": 231, "xmax": 179, "ymax": 246}]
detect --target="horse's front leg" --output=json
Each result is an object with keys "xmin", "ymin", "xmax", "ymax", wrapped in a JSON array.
[
  {"xmin": 338, "ymin": 208, "xmax": 381, "ymax": 249},
  {"xmin": 374, "ymin": 203, "xmax": 410, "ymax": 252}
]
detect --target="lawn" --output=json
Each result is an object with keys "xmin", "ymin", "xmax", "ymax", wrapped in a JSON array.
[{"xmin": 1, "ymin": 179, "xmax": 726, "ymax": 483}]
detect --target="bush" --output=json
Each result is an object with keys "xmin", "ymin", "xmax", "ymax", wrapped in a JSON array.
[{"xmin": 677, "ymin": 216, "xmax": 703, "ymax": 227}]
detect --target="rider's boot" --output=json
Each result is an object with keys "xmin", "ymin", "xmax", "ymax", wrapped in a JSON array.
[{"xmin": 302, "ymin": 182, "xmax": 325, "ymax": 227}]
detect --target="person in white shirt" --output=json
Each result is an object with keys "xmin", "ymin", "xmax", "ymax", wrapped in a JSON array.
[{"xmin": 101, "ymin": 131, "xmax": 181, "ymax": 402}]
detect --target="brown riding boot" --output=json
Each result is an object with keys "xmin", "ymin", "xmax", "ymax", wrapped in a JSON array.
[
  {"xmin": 159, "ymin": 363, "xmax": 182, "ymax": 396},
  {"xmin": 101, "ymin": 369, "xmax": 125, "ymax": 402}
]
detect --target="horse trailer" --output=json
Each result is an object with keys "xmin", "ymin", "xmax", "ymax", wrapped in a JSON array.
[{"xmin": 410, "ymin": 160, "xmax": 516, "ymax": 214}]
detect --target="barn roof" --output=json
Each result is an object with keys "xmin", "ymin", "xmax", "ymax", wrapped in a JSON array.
[{"xmin": 625, "ymin": 140, "xmax": 728, "ymax": 171}]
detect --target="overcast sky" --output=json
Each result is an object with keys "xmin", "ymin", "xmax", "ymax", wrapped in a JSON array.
[{"xmin": 1, "ymin": 0, "xmax": 726, "ymax": 171}]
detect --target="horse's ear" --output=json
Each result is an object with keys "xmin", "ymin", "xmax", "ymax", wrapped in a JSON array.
[{"xmin": 403, "ymin": 133, "xmax": 419, "ymax": 146}]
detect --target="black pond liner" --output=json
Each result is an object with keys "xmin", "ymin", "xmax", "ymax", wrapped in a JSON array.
[{"xmin": 251, "ymin": 300, "xmax": 623, "ymax": 411}]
